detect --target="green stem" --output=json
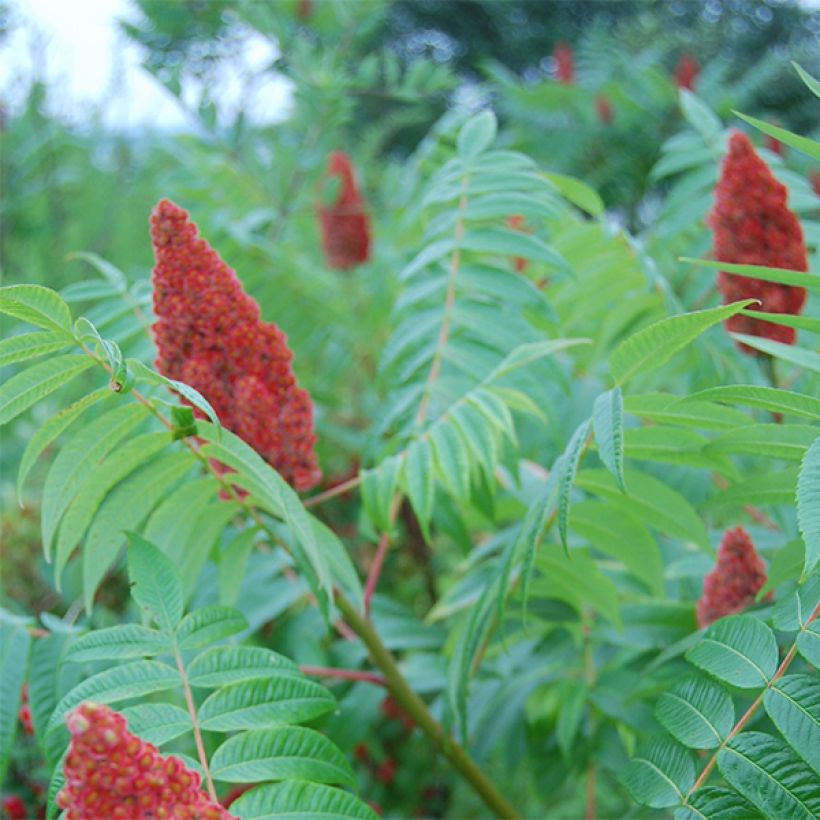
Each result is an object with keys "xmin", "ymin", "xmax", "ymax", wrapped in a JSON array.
[{"xmin": 335, "ymin": 594, "xmax": 520, "ymax": 819}]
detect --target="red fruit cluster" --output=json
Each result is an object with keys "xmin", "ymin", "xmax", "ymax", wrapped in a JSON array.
[
  {"xmin": 708, "ymin": 131, "xmax": 808, "ymax": 352},
  {"xmin": 674, "ymin": 53, "xmax": 699, "ymax": 90},
  {"xmin": 697, "ymin": 527, "xmax": 768, "ymax": 628},
  {"xmin": 18, "ymin": 684, "xmax": 33, "ymax": 735},
  {"xmin": 318, "ymin": 151, "xmax": 371, "ymax": 270},
  {"xmin": 595, "ymin": 94, "xmax": 614, "ymax": 125},
  {"xmin": 57, "ymin": 703, "xmax": 234, "ymax": 820},
  {"xmin": 553, "ymin": 43, "xmax": 575, "ymax": 84},
  {"xmin": 150, "ymin": 199, "xmax": 321, "ymax": 491}
]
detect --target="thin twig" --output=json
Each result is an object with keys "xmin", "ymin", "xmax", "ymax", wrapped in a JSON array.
[{"xmin": 304, "ymin": 474, "xmax": 362, "ymax": 508}]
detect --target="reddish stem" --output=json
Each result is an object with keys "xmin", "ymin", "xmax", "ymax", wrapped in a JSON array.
[
  {"xmin": 363, "ymin": 531, "xmax": 391, "ymax": 617},
  {"xmin": 300, "ymin": 665, "xmax": 387, "ymax": 687}
]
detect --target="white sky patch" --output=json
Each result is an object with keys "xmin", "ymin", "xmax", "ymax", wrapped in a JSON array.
[{"xmin": 0, "ymin": 0, "xmax": 293, "ymax": 131}]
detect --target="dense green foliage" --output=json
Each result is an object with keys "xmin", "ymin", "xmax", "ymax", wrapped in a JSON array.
[{"xmin": 1, "ymin": 2, "xmax": 819, "ymax": 818}]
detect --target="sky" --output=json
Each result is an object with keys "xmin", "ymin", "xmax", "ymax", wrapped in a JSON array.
[{"xmin": 0, "ymin": 0, "xmax": 292, "ymax": 130}]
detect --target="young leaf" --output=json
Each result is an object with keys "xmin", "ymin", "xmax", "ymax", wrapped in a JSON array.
[
  {"xmin": 127, "ymin": 533, "xmax": 185, "ymax": 634},
  {"xmin": 609, "ymin": 300, "xmax": 757, "ymax": 386},
  {"xmin": 229, "ymin": 780, "xmax": 378, "ymax": 820},
  {"xmin": 655, "ymin": 676, "xmax": 734, "ymax": 750},
  {"xmin": 186, "ymin": 646, "xmax": 300, "ymax": 689},
  {"xmin": 763, "ymin": 674, "xmax": 820, "ymax": 775},
  {"xmin": 64, "ymin": 625, "xmax": 171, "ymax": 663},
  {"xmin": 175, "ymin": 606, "xmax": 248, "ymax": 651},
  {"xmin": 620, "ymin": 737, "xmax": 695, "ymax": 808},
  {"xmin": 0, "ymin": 354, "xmax": 94, "ymax": 427},
  {"xmin": 210, "ymin": 727, "xmax": 357, "ymax": 787},
  {"xmin": 797, "ymin": 437, "xmax": 820, "ymax": 578},
  {"xmin": 45, "ymin": 660, "xmax": 181, "ymax": 736},
  {"xmin": 593, "ymin": 387, "xmax": 625, "ymax": 492},
  {"xmin": 0, "ymin": 285, "xmax": 73, "ymax": 333},
  {"xmin": 197, "ymin": 676, "xmax": 336, "ymax": 731},
  {"xmin": 717, "ymin": 732, "xmax": 820, "ymax": 818},
  {"xmin": 687, "ymin": 615, "xmax": 778, "ymax": 689},
  {"xmin": 556, "ymin": 418, "xmax": 592, "ymax": 551},
  {"xmin": 457, "ymin": 110, "xmax": 497, "ymax": 159}
]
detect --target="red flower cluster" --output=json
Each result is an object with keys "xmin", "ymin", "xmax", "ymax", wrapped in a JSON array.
[
  {"xmin": 1, "ymin": 796, "xmax": 28, "ymax": 820},
  {"xmin": 57, "ymin": 703, "xmax": 234, "ymax": 819},
  {"xmin": 674, "ymin": 53, "xmax": 699, "ymax": 90},
  {"xmin": 697, "ymin": 527, "xmax": 768, "ymax": 627},
  {"xmin": 318, "ymin": 152, "xmax": 371, "ymax": 270},
  {"xmin": 595, "ymin": 94, "xmax": 614, "ymax": 125},
  {"xmin": 151, "ymin": 199, "xmax": 321, "ymax": 491},
  {"xmin": 553, "ymin": 43, "xmax": 575, "ymax": 85},
  {"xmin": 708, "ymin": 131, "xmax": 808, "ymax": 352}
]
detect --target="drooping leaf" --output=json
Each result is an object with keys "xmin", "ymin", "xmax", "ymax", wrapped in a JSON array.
[
  {"xmin": 610, "ymin": 300, "xmax": 757, "ymax": 386},
  {"xmin": 556, "ymin": 419, "xmax": 592, "ymax": 551},
  {"xmin": 717, "ymin": 732, "xmax": 820, "ymax": 819},
  {"xmin": 127, "ymin": 533, "xmax": 185, "ymax": 635},
  {"xmin": 655, "ymin": 676, "xmax": 734, "ymax": 749},
  {"xmin": 210, "ymin": 727, "xmax": 357, "ymax": 787},
  {"xmin": 687, "ymin": 615, "xmax": 778, "ymax": 689}
]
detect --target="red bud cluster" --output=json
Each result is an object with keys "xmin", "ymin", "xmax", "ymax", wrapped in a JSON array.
[
  {"xmin": 318, "ymin": 152, "xmax": 372, "ymax": 270},
  {"xmin": 708, "ymin": 131, "xmax": 808, "ymax": 352},
  {"xmin": 674, "ymin": 53, "xmax": 699, "ymax": 91},
  {"xmin": 553, "ymin": 43, "xmax": 575, "ymax": 85},
  {"xmin": 57, "ymin": 703, "xmax": 234, "ymax": 819},
  {"xmin": 1, "ymin": 796, "xmax": 28, "ymax": 820},
  {"xmin": 150, "ymin": 199, "xmax": 321, "ymax": 490},
  {"xmin": 697, "ymin": 527, "xmax": 768, "ymax": 628}
]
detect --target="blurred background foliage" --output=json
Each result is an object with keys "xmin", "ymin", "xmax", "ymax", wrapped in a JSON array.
[{"xmin": 1, "ymin": 1, "xmax": 819, "ymax": 817}]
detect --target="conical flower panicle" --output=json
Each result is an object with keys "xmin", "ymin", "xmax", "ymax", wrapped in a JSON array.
[
  {"xmin": 697, "ymin": 527, "xmax": 769, "ymax": 627},
  {"xmin": 57, "ymin": 703, "xmax": 235, "ymax": 819},
  {"xmin": 151, "ymin": 199, "xmax": 321, "ymax": 491},
  {"xmin": 708, "ymin": 131, "xmax": 809, "ymax": 353},
  {"xmin": 318, "ymin": 151, "xmax": 372, "ymax": 270},
  {"xmin": 674, "ymin": 53, "xmax": 699, "ymax": 90},
  {"xmin": 553, "ymin": 43, "xmax": 574, "ymax": 85}
]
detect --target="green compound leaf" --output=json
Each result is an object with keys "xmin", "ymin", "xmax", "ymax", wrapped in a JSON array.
[
  {"xmin": 0, "ymin": 285, "xmax": 73, "ymax": 333},
  {"xmin": 64, "ymin": 624, "xmax": 171, "ymax": 663},
  {"xmin": 687, "ymin": 615, "xmax": 778, "ymax": 689},
  {"xmin": 210, "ymin": 727, "xmax": 357, "ymax": 788},
  {"xmin": 717, "ymin": 732, "xmax": 820, "ymax": 819},
  {"xmin": 656, "ymin": 676, "xmax": 734, "ymax": 750},
  {"xmin": 198, "ymin": 676, "xmax": 336, "ymax": 731},
  {"xmin": 229, "ymin": 780, "xmax": 378, "ymax": 820},
  {"xmin": 0, "ymin": 354, "xmax": 94, "ymax": 427},
  {"xmin": 621, "ymin": 737, "xmax": 695, "ymax": 808},
  {"xmin": 610, "ymin": 300, "xmax": 757, "ymax": 386},
  {"xmin": 187, "ymin": 646, "xmax": 300, "ymax": 689},
  {"xmin": 763, "ymin": 674, "xmax": 820, "ymax": 775},
  {"xmin": 45, "ymin": 660, "xmax": 181, "ymax": 736},
  {"xmin": 175, "ymin": 606, "xmax": 248, "ymax": 651}
]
